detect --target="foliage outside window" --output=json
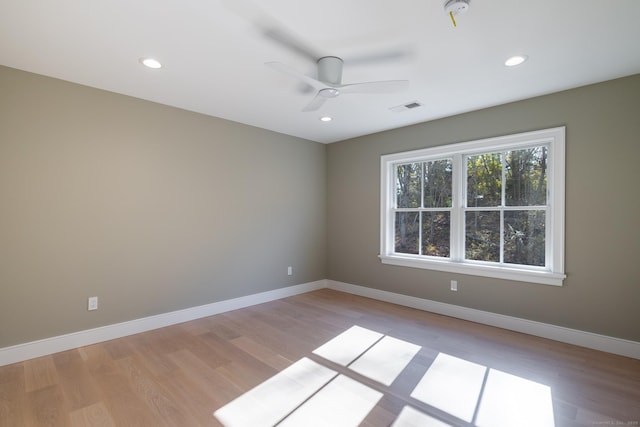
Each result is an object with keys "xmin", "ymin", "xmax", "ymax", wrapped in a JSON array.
[{"xmin": 380, "ymin": 127, "xmax": 566, "ymax": 286}]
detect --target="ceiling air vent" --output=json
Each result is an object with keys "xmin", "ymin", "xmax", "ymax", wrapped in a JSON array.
[{"xmin": 390, "ymin": 101, "xmax": 424, "ymax": 113}]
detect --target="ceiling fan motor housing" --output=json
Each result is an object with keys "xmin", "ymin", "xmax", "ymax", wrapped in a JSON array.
[{"xmin": 317, "ymin": 56, "xmax": 344, "ymax": 85}]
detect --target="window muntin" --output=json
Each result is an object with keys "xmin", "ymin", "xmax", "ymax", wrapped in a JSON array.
[{"xmin": 380, "ymin": 127, "xmax": 565, "ymax": 286}]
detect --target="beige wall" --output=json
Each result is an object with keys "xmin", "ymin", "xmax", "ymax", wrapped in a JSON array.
[
  {"xmin": 327, "ymin": 74, "xmax": 640, "ymax": 342},
  {"xmin": 2, "ymin": 64, "xmax": 638, "ymax": 350},
  {"xmin": 0, "ymin": 66, "xmax": 327, "ymax": 348}
]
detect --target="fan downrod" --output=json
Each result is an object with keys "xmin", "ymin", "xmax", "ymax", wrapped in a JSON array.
[{"xmin": 317, "ymin": 56, "xmax": 343, "ymax": 85}]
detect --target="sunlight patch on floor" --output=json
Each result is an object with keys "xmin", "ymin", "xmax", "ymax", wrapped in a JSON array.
[
  {"xmin": 213, "ymin": 357, "xmax": 336, "ymax": 427},
  {"xmin": 349, "ymin": 335, "xmax": 421, "ymax": 386},
  {"xmin": 411, "ymin": 352, "xmax": 555, "ymax": 427},
  {"xmin": 312, "ymin": 325, "xmax": 383, "ymax": 366},
  {"xmin": 279, "ymin": 374, "xmax": 383, "ymax": 427},
  {"xmin": 391, "ymin": 406, "xmax": 453, "ymax": 427},
  {"xmin": 411, "ymin": 352, "xmax": 487, "ymax": 423},
  {"xmin": 475, "ymin": 369, "xmax": 554, "ymax": 427}
]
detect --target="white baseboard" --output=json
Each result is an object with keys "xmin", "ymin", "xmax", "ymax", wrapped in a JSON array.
[
  {"xmin": 326, "ymin": 280, "xmax": 640, "ymax": 360},
  {"xmin": 3, "ymin": 278, "xmax": 638, "ymax": 367},
  {"xmin": 0, "ymin": 280, "xmax": 327, "ymax": 367}
]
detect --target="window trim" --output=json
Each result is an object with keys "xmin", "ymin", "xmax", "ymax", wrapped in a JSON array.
[{"xmin": 380, "ymin": 127, "xmax": 566, "ymax": 286}]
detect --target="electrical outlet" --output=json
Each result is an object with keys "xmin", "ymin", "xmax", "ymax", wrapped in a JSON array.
[
  {"xmin": 88, "ymin": 296, "xmax": 98, "ymax": 311},
  {"xmin": 287, "ymin": 266, "xmax": 293, "ymax": 276},
  {"xmin": 450, "ymin": 280, "xmax": 458, "ymax": 292}
]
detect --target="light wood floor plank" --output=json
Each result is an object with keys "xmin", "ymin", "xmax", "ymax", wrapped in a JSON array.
[
  {"xmin": 0, "ymin": 364, "xmax": 26, "ymax": 426},
  {"xmin": 24, "ymin": 356, "xmax": 58, "ymax": 393},
  {"xmin": 229, "ymin": 336, "xmax": 293, "ymax": 371},
  {"xmin": 25, "ymin": 384, "xmax": 70, "ymax": 427},
  {"xmin": 116, "ymin": 355, "xmax": 200, "ymax": 426},
  {"xmin": 101, "ymin": 390, "xmax": 164, "ymax": 426},
  {"xmin": 69, "ymin": 402, "xmax": 115, "ymax": 427},
  {"xmin": 159, "ymin": 371, "xmax": 219, "ymax": 426},
  {"xmin": 52, "ymin": 350, "xmax": 101, "ymax": 411}
]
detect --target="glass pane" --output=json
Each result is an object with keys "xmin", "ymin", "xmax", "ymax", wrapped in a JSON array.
[
  {"xmin": 423, "ymin": 159, "xmax": 452, "ymax": 208},
  {"xmin": 465, "ymin": 211, "xmax": 500, "ymax": 262},
  {"xmin": 422, "ymin": 212, "xmax": 450, "ymax": 257},
  {"xmin": 505, "ymin": 147, "xmax": 547, "ymax": 206},
  {"xmin": 396, "ymin": 163, "xmax": 422, "ymax": 208},
  {"xmin": 467, "ymin": 153, "xmax": 502, "ymax": 207},
  {"xmin": 395, "ymin": 212, "xmax": 419, "ymax": 254},
  {"xmin": 504, "ymin": 211, "xmax": 545, "ymax": 266}
]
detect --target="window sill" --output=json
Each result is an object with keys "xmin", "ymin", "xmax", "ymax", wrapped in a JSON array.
[{"xmin": 379, "ymin": 254, "xmax": 565, "ymax": 286}]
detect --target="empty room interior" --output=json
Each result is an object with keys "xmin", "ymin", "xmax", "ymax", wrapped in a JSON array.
[{"xmin": 1, "ymin": 1, "xmax": 639, "ymax": 426}]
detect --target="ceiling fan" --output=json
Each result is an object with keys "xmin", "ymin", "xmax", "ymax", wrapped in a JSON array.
[{"xmin": 266, "ymin": 56, "xmax": 409, "ymax": 112}]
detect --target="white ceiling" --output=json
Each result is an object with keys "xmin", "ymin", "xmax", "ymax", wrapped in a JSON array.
[{"xmin": 1, "ymin": 0, "xmax": 639, "ymax": 144}]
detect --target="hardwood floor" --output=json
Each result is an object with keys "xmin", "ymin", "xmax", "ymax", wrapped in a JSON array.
[{"xmin": 1, "ymin": 288, "xmax": 639, "ymax": 426}]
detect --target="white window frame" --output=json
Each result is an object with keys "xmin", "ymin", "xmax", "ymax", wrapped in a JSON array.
[{"xmin": 380, "ymin": 127, "xmax": 566, "ymax": 286}]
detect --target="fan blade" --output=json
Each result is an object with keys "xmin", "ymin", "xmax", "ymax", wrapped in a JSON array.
[
  {"xmin": 302, "ymin": 93, "xmax": 327, "ymax": 112},
  {"xmin": 261, "ymin": 27, "xmax": 321, "ymax": 63},
  {"xmin": 265, "ymin": 61, "xmax": 326, "ymax": 91},
  {"xmin": 338, "ymin": 80, "xmax": 409, "ymax": 94},
  {"xmin": 344, "ymin": 45, "xmax": 414, "ymax": 66},
  {"xmin": 222, "ymin": 0, "xmax": 321, "ymax": 62}
]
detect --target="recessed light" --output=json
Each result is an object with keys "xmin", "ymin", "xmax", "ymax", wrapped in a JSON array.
[
  {"xmin": 319, "ymin": 116, "xmax": 332, "ymax": 122},
  {"xmin": 140, "ymin": 58, "xmax": 162, "ymax": 69},
  {"xmin": 505, "ymin": 55, "xmax": 528, "ymax": 67}
]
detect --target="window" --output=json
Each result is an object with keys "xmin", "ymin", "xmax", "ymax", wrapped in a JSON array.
[{"xmin": 380, "ymin": 127, "xmax": 565, "ymax": 286}]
